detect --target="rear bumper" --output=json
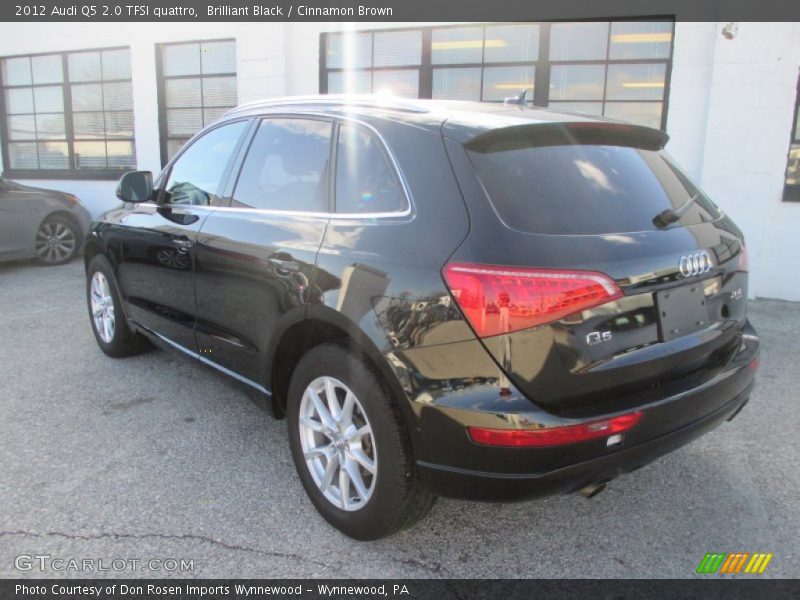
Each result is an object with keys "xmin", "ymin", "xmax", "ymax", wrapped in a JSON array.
[
  {"xmin": 414, "ymin": 323, "xmax": 759, "ymax": 501},
  {"xmin": 418, "ymin": 383, "xmax": 751, "ymax": 500}
]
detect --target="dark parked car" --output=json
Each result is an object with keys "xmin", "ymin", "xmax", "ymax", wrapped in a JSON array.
[
  {"xmin": 0, "ymin": 177, "xmax": 91, "ymax": 265},
  {"xmin": 83, "ymin": 96, "xmax": 759, "ymax": 539}
]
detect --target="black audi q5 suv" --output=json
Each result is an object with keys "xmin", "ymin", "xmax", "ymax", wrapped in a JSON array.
[{"xmin": 84, "ymin": 96, "xmax": 759, "ymax": 539}]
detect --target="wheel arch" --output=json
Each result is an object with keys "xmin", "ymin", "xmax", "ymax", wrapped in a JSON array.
[
  {"xmin": 83, "ymin": 237, "xmax": 103, "ymax": 271},
  {"xmin": 39, "ymin": 209, "xmax": 83, "ymax": 239},
  {"xmin": 266, "ymin": 305, "xmax": 404, "ymax": 421},
  {"xmin": 83, "ymin": 228, "xmax": 120, "ymax": 274}
]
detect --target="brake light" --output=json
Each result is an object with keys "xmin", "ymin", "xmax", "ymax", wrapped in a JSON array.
[
  {"xmin": 738, "ymin": 245, "xmax": 749, "ymax": 272},
  {"xmin": 468, "ymin": 412, "xmax": 643, "ymax": 447},
  {"xmin": 443, "ymin": 263, "xmax": 623, "ymax": 338}
]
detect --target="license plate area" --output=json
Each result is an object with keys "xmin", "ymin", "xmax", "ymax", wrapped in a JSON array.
[{"xmin": 656, "ymin": 283, "xmax": 709, "ymax": 342}]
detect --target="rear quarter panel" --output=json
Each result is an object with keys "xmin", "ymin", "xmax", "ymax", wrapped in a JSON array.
[{"xmin": 311, "ymin": 117, "xmax": 473, "ymax": 442}]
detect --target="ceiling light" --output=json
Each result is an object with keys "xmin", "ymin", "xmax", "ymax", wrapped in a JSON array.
[
  {"xmin": 493, "ymin": 83, "xmax": 534, "ymax": 90},
  {"xmin": 431, "ymin": 39, "xmax": 507, "ymax": 50},
  {"xmin": 611, "ymin": 32, "xmax": 672, "ymax": 44},
  {"xmin": 621, "ymin": 82, "xmax": 665, "ymax": 88}
]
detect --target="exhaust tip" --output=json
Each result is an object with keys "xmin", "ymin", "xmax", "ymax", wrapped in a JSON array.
[{"xmin": 580, "ymin": 482, "xmax": 607, "ymax": 499}]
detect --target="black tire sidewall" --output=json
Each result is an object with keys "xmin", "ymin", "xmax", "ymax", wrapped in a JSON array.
[
  {"xmin": 36, "ymin": 215, "xmax": 79, "ymax": 266},
  {"xmin": 286, "ymin": 344, "xmax": 414, "ymax": 540}
]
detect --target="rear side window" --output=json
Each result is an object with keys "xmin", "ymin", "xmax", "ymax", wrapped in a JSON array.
[
  {"xmin": 232, "ymin": 118, "xmax": 332, "ymax": 212},
  {"xmin": 335, "ymin": 122, "xmax": 407, "ymax": 214},
  {"xmin": 467, "ymin": 140, "xmax": 721, "ymax": 235}
]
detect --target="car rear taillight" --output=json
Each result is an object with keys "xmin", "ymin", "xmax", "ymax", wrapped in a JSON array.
[
  {"xmin": 442, "ymin": 263, "xmax": 623, "ymax": 338},
  {"xmin": 738, "ymin": 245, "xmax": 749, "ymax": 272},
  {"xmin": 467, "ymin": 412, "xmax": 643, "ymax": 447}
]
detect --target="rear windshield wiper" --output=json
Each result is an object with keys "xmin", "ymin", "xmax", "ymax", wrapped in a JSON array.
[{"xmin": 653, "ymin": 192, "xmax": 700, "ymax": 228}]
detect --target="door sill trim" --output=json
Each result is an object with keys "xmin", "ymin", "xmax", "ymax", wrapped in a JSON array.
[{"xmin": 140, "ymin": 325, "xmax": 271, "ymax": 396}]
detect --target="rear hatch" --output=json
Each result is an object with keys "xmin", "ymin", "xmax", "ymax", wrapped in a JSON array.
[{"xmin": 443, "ymin": 120, "xmax": 750, "ymax": 417}]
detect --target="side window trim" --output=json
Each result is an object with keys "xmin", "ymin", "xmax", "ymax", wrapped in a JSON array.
[
  {"xmin": 326, "ymin": 120, "xmax": 340, "ymax": 214},
  {"xmin": 328, "ymin": 120, "xmax": 341, "ymax": 214},
  {"xmin": 155, "ymin": 117, "xmax": 253, "ymax": 207}
]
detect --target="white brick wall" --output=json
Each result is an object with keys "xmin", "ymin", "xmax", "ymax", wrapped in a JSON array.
[
  {"xmin": 662, "ymin": 22, "xmax": 717, "ymax": 181},
  {"xmin": 0, "ymin": 21, "xmax": 798, "ymax": 299},
  {"xmin": 689, "ymin": 23, "xmax": 800, "ymax": 300},
  {"xmin": 0, "ymin": 22, "xmax": 285, "ymax": 214}
]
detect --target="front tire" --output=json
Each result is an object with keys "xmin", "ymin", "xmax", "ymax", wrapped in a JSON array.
[
  {"xmin": 35, "ymin": 215, "xmax": 79, "ymax": 265},
  {"xmin": 86, "ymin": 255, "xmax": 149, "ymax": 357},
  {"xmin": 287, "ymin": 343, "xmax": 436, "ymax": 540}
]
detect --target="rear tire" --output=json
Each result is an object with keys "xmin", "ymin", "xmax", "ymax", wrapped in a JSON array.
[
  {"xmin": 35, "ymin": 215, "xmax": 79, "ymax": 265},
  {"xmin": 86, "ymin": 255, "xmax": 150, "ymax": 357},
  {"xmin": 287, "ymin": 343, "xmax": 436, "ymax": 540}
]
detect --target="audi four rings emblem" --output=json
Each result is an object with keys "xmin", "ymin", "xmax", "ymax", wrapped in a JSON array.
[{"xmin": 679, "ymin": 251, "xmax": 713, "ymax": 277}]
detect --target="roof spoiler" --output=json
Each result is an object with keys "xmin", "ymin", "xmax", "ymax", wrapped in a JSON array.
[{"xmin": 465, "ymin": 121, "xmax": 669, "ymax": 153}]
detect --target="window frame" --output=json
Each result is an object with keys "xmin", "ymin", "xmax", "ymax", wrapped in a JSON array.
[
  {"xmin": 154, "ymin": 116, "xmax": 254, "ymax": 207},
  {"xmin": 209, "ymin": 112, "xmax": 412, "ymax": 219},
  {"xmin": 428, "ymin": 24, "xmax": 541, "ymax": 104},
  {"xmin": 783, "ymin": 69, "xmax": 800, "ymax": 203},
  {"xmin": 322, "ymin": 29, "xmax": 426, "ymax": 98},
  {"xmin": 0, "ymin": 45, "xmax": 135, "ymax": 180},
  {"xmin": 155, "ymin": 38, "xmax": 238, "ymax": 168},
  {"xmin": 320, "ymin": 18, "xmax": 675, "ymax": 131}
]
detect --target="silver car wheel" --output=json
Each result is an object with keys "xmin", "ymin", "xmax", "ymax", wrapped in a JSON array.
[
  {"xmin": 90, "ymin": 271, "xmax": 115, "ymax": 343},
  {"xmin": 298, "ymin": 376, "xmax": 377, "ymax": 512},
  {"xmin": 35, "ymin": 220, "xmax": 76, "ymax": 264}
]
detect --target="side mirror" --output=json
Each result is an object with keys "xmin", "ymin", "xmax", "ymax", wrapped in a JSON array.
[{"xmin": 116, "ymin": 170, "xmax": 153, "ymax": 203}]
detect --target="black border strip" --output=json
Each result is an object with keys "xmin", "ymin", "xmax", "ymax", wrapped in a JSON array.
[
  {"xmin": 3, "ymin": 1, "xmax": 800, "ymax": 22},
  {"xmin": 1, "ymin": 578, "xmax": 798, "ymax": 599}
]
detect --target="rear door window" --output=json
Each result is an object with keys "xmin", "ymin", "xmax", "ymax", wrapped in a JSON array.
[
  {"xmin": 335, "ymin": 122, "xmax": 408, "ymax": 214},
  {"xmin": 232, "ymin": 118, "xmax": 332, "ymax": 212},
  {"xmin": 467, "ymin": 138, "xmax": 720, "ymax": 235}
]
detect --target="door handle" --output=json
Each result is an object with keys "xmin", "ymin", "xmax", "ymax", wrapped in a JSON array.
[
  {"xmin": 268, "ymin": 257, "xmax": 300, "ymax": 276},
  {"xmin": 173, "ymin": 238, "xmax": 194, "ymax": 253}
]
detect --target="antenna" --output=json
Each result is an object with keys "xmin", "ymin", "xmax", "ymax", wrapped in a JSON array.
[{"xmin": 503, "ymin": 89, "xmax": 527, "ymax": 107}]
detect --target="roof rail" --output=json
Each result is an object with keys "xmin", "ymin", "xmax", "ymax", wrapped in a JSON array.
[{"xmin": 224, "ymin": 94, "xmax": 430, "ymax": 117}]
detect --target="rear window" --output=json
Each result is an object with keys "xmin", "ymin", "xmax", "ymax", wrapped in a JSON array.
[{"xmin": 467, "ymin": 139, "xmax": 721, "ymax": 235}]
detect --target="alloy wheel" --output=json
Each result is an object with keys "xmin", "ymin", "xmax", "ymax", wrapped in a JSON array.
[
  {"xmin": 90, "ymin": 271, "xmax": 115, "ymax": 343},
  {"xmin": 35, "ymin": 220, "xmax": 76, "ymax": 264},
  {"xmin": 298, "ymin": 376, "xmax": 377, "ymax": 511}
]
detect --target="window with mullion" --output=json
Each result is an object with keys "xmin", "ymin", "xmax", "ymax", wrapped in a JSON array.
[
  {"xmin": 324, "ymin": 30, "xmax": 422, "ymax": 98},
  {"xmin": 431, "ymin": 24, "xmax": 539, "ymax": 102},
  {"xmin": 547, "ymin": 20, "xmax": 672, "ymax": 129},
  {"xmin": 1, "ymin": 47, "xmax": 135, "ymax": 176},
  {"xmin": 158, "ymin": 40, "xmax": 238, "ymax": 163},
  {"xmin": 320, "ymin": 21, "xmax": 674, "ymax": 130}
]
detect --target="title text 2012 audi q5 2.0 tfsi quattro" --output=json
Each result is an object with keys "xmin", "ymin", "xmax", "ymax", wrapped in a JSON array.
[{"xmin": 84, "ymin": 96, "xmax": 759, "ymax": 539}]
